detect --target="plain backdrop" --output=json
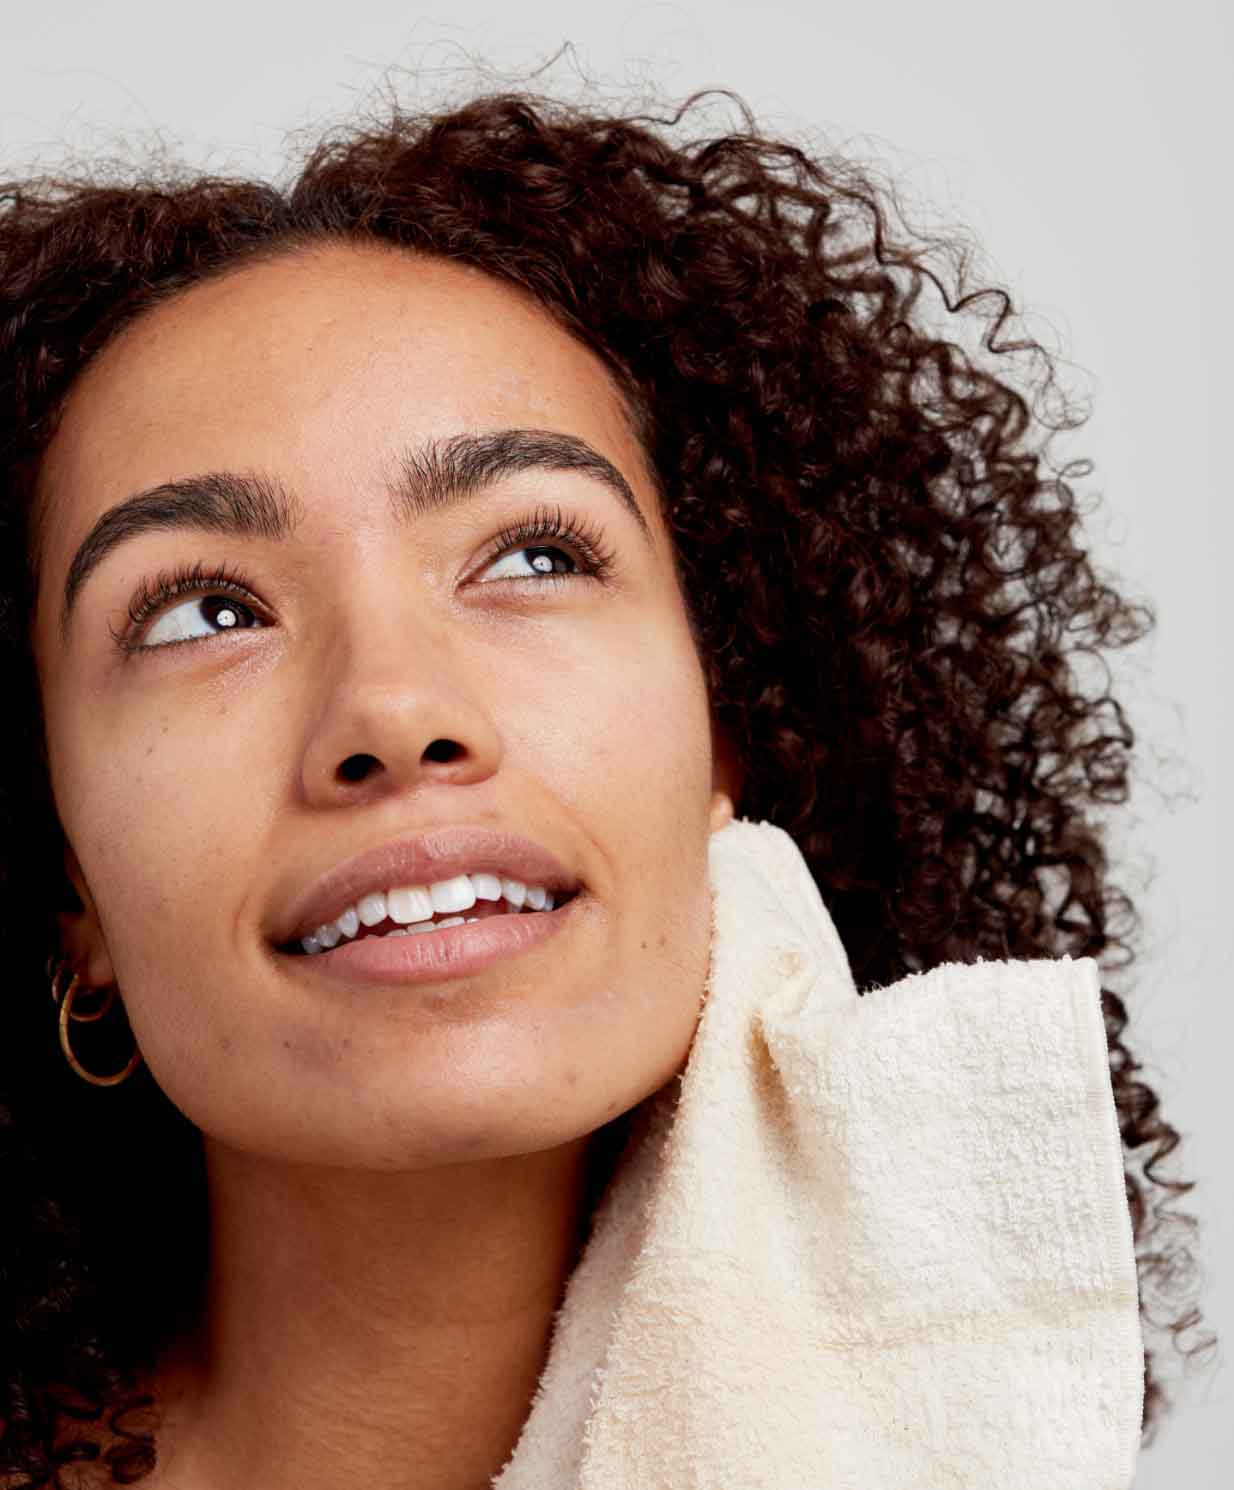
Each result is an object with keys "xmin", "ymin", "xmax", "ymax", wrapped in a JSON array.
[{"xmin": 3, "ymin": 3, "xmax": 1228, "ymax": 1486}]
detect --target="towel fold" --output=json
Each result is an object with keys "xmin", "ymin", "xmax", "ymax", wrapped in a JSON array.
[{"xmin": 493, "ymin": 817, "xmax": 1144, "ymax": 1489}]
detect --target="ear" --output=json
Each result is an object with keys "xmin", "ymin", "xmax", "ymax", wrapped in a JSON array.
[
  {"xmin": 708, "ymin": 718, "xmax": 744, "ymax": 833},
  {"xmin": 57, "ymin": 838, "xmax": 117, "ymax": 989}
]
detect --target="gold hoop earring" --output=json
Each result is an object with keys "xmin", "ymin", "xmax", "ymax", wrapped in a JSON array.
[{"xmin": 50, "ymin": 963, "xmax": 142, "ymax": 1087}]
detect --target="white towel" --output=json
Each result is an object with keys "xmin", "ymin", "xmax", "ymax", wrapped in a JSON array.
[{"xmin": 492, "ymin": 816, "xmax": 1145, "ymax": 1489}]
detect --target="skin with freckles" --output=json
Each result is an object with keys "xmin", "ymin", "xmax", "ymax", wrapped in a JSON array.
[{"xmin": 29, "ymin": 242, "xmax": 741, "ymax": 1490}]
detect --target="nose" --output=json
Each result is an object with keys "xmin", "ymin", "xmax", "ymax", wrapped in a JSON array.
[{"xmin": 294, "ymin": 576, "xmax": 504, "ymax": 807}]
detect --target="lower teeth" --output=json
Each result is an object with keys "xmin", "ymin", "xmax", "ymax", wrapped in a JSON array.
[{"xmin": 380, "ymin": 915, "xmax": 474, "ymax": 937}]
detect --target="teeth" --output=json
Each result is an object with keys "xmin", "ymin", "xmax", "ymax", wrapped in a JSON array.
[
  {"xmin": 429, "ymin": 875, "xmax": 476, "ymax": 916},
  {"xmin": 471, "ymin": 873, "xmax": 504, "ymax": 902},
  {"xmin": 380, "ymin": 916, "xmax": 482, "ymax": 937},
  {"xmin": 402, "ymin": 916, "xmax": 469, "ymax": 933},
  {"xmin": 387, "ymin": 886, "xmax": 434, "ymax": 924},
  {"xmin": 294, "ymin": 872, "xmax": 567, "ymax": 956},
  {"xmin": 358, "ymin": 892, "xmax": 387, "ymax": 927}
]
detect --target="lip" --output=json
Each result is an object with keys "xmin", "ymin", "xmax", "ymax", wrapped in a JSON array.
[
  {"xmin": 280, "ymin": 889, "xmax": 582, "ymax": 987},
  {"xmin": 269, "ymin": 824, "xmax": 583, "ymax": 948}
]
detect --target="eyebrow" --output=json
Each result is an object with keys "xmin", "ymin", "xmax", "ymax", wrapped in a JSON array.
[{"xmin": 59, "ymin": 427, "xmax": 654, "ymax": 645}]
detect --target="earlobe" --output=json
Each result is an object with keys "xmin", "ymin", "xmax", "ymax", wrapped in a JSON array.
[
  {"xmin": 709, "ymin": 792, "xmax": 735, "ymax": 832},
  {"xmin": 709, "ymin": 720, "xmax": 744, "ymax": 830},
  {"xmin": 57, "ymin": 842, "xmax": 116, "ymax": 989}
]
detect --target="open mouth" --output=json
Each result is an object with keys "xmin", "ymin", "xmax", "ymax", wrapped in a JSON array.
[{"xmin": 274, "ymin": 888, "xmax": 582, "ymax": 956}]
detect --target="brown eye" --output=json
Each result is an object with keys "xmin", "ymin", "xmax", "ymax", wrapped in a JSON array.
[
  {"xmin": 475, "ymin": 504, "xmax": 616, "ymax": 587},
  {"xmin": 479, "ymin": 543, "xmax": 585, "ymax": 583},
  {"xmin": 114, "ymin": 559, "xmax": 265, "ymax": 655},
  {"xmin": 139, "ymin": 592, "xmax": 263, "ymax": 650}
]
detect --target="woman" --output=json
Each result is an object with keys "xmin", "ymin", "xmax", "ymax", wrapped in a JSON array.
[{"xmin": 0, "ymin": 86, "xmax": 1213, "ymax": 1487}]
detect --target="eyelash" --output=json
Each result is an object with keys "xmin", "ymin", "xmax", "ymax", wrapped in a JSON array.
[{"xmin": 110, "ymin": 503, "xmax": 618, "ymax": 657}]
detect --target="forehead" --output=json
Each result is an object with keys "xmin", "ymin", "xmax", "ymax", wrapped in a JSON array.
[{"xmin": 37, "ymin": 240, "xmax": 644, "ymax": 553}]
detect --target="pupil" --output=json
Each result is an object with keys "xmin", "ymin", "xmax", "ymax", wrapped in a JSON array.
[{"xmin": 206, "ymin": 597, "xmax": 244, "ymax": 629}]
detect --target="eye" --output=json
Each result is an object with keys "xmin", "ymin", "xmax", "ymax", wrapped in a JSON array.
[
  {"xmin": 112, "ymin": 559, "xmax": 266, "ymax": 656},
  {"xmin": 473, "ymin": 506, "xmax": 616, "ymax": 588},
  {"xmin": 478, "ymin": 542, "xmax": 582, "ymax": 583},
  {"xmin": 142, "ymin": 592, "xmax": 262, "ymax": 649}
]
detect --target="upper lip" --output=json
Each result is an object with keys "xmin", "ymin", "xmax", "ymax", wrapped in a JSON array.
[{"xmin": 269, "ymin": 825, "xmax": 583, "ymax": 947}]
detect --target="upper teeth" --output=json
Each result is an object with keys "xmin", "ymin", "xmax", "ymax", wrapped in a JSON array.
[{"xmin": 298, "ymin": 873, "xmax": 559, "ymax": 955}]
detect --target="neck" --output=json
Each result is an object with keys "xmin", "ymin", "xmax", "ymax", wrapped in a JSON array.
[{"xmin": 145, "ymin": 1131, "xmax": 605, "ymax": 1490}]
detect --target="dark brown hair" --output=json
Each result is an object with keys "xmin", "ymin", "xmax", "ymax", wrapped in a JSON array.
[{"xmin": 0, "ymin": 84, "xmax": 1217, "ymax": 1485}]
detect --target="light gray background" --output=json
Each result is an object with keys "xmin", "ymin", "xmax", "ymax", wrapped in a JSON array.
[{"xmin": 3, "ymin": 3, "xmax": 1228, "ymax": 1485}]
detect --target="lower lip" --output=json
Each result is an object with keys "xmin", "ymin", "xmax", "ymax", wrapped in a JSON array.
[{"xmin": 278, "ymin": 895, "xmax": 582, "ymax": 986}]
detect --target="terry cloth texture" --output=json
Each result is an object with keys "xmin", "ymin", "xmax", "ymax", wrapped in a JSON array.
[{"xmin": 491, "ymin": 816, "xmax": 1145, "ymax": 1489}]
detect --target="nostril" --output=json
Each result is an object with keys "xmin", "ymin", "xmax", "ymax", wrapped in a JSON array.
[
  {"xmin": 424, "ymin": 739, "xmax": 463, "ymax": 762},
  {"xmin": 338, "ymin": 754, "xmax": 378, "ymax": 783}
]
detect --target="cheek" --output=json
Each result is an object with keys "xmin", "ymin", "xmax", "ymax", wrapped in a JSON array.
[
  {"xmin": 562, "ymin": 638, "xmax": 715, "ymax": 1008},
  {"xmin": 54, "ymin": 700, "xmax": 265, "ymax": 1105},
  {"xmin": 55, "ymin": 691, "xmax": 255, "ymax": 953},
  {"xmin": 548, "ymin": 615, "xmax": 713, "ymax": 798}
]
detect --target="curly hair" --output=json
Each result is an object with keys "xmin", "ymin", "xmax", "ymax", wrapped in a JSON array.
[{"xmin": 0, "ymin": 83, "xmax": 1217, "ymax": 1486}]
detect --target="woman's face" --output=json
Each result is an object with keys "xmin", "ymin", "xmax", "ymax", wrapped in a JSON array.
[{"xmin": 31, "ymin": 243, "xmax": 740, "ymax": 1169}]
